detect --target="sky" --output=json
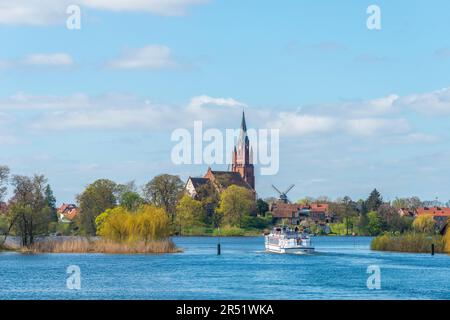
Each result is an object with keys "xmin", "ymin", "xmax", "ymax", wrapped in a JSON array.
[{"xmin": 1, "ymin": 0, "xmax": 450, "ymax": 204}]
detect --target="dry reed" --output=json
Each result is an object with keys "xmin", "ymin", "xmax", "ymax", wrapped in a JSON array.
[{"xmin": 23, "ymin": 238, "xmax": 181, "ymax": 254}]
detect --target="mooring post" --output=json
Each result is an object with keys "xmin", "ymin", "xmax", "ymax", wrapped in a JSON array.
[
  {"xmin": 431, "ymin": 243, "xmax": 435, "ymax": 256},
  {"xmin": 217, "ymin": 227, "xmax": 221, "ymax": 255}
]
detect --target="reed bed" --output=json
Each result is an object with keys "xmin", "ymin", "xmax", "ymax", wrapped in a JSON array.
[
  {"xmin": 371, "ymin": 233, "xmax": 446, "ymax": 253},
  {"xmin": 23, "ymin": 238, "xmax": 181, "ymax": 254}
]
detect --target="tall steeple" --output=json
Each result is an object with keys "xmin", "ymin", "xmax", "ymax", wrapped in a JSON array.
[
  {"xmin": 241, "ymin": 110, "xmax": 247, "ymax": 132},
  {"xmin": 231, "ymin": 110, "xmax": 255, "ymax": 190}
]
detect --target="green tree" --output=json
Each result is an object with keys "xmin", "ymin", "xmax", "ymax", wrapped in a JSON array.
[
  {"xmin": 367, "ymin": 211, "xmax": 382, "ymax": 236},
  {"xmin": 77, "ymin": 179, "xmax": 117, "ymax": 235},
  {"xmin": 44, "ymin": 184, "xmax": 58, "ymax": 222},
  {"xmin": 256, "ymin": 198, "xmax": 269, "ymax": 216},
  {"xmin": 331, "ymin": 196, "xmax": 359, "ymax": 235},
  {"xmin": 365, "ymin": 189, "xmax": 383, "ymax": 212},
  {"xmin": 143, "ymin": 174, "xmax": 184, "ymax": 223},
  {"xmin": 9, "ymin": 175, "xmax": 53, "ymax": 246},
  {"xmin": 175, "ymin": 195, "xmax": 204, "ymax": 234},
  {"xmin": 217, "ymin": 185, "xmax": 255, "ymax": 228},
  {"xmin": 120, "ymin": 191, "xmax": 145, "ymax": 212},
  {"xmin": 195, "ymin": 182, "xmax": 220, "ymax": 227}
]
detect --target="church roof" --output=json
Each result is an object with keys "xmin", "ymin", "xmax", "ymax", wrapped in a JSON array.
[
  {"xmin": 210, "ymin": 170, "xmax": 253, "ymax": 190},
  {"xmin": 188, "ymin": 177, "xmax": 210, "ymax": 188}
]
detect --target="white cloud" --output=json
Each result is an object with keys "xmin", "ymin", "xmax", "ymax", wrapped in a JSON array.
[
  {"xmin": 107, "ymin": 45, "xmax": 177, "ymax": 70},
  {"xmin": 268, "ymin": 113, "xmax": 336, "ymax": 136},
  {"xmin": 345, "ymin": 118, "xmax": 410, "ymax": 136},
  {"xmin": 398, "ymin": 87, "xmax": 450, "ymax": 115},
  {"xmin": 188, "ymin": 95, "xmax": 247, "ymax": 110},
  {"xmin": 0, "ymin": 0, "xmax": 208, "ymax": 25},
  {"xmin": 22, "ymin": 53, "xmax": 74, "ymax": 67},
  {"xmin": 81, "ymin": 0, "xmax": 209, "ymax": 16},
  {"xmin": 1, "ymin": 88, "xmax": 445, "ymax": 147}
]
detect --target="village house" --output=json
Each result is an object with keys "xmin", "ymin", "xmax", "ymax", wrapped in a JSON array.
[
  {"xmin": 57, "ymin": 203, "xmax": 79, "ymax": 223},
  {"xmin": 398, "ymin": 208, "xmax": 416, "ymax": 217},
  {"xmin": 185, "ymin": 112, "xmax": 255, "ymax": 199},
  {"xmin": 270, "ymin": 202, "xmax": 332, "ymax": 228},
  {"xmin": 416, "ymin": 206, "xmax": 450, "ymax": 229}
]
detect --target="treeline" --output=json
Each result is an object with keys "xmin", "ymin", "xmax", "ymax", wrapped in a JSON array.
[
  {"xmin": 76, "ymin": 175, "xmax": 269, "ymax": 237},
  {"xmin": 302, "ymin": 189, "xmax": 446, "ymax": 236}
]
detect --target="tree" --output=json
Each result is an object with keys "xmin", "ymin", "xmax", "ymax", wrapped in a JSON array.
[
  {"xmin": 391, "ymin": 198, "xmax": 408, "ymax": 210},
  {"xmin": 195, "ymin": 182, "xmax": 220, "ymax": 227},
  {"xmin": 365, "ymin": 189, "xmax": 383, "ymax": 212},
  {"xmin": 0, "ymin": 165, "xmax": 9, "ymax": 202},
  {"xmin": 217, "ymin": 185, "xmax": 255, "ymax": 228},
  {"xmin": 330, "ymin": 196, "xmax": 359, "ymax": 235},
  {"xmin": 175, "ymin": 195, "xmax": 204, "ymax": 234},
  {"xmin": 96, "ymin": 207, "xmax": 132, "ymax": 243},
  {"xmin": 378, "ymin": 204, "xmax": 403, "ymax": 232},
  {"xmin": 413, "ymin": 214, "xmax": 435, "ymax": 234},
  {"xmin": 256, "ymin": 199, "xmax": 269, "ymax": 216},
  {"xmin": 367, "ymin": 211, "xmax": 382, "ymax": 236},
  {"xmin": 8, "ymin": 175, "xmax": 53, "ymax": 246},
  {"xmin": 120, "ymin": 191, "xmax": 145, "ymax": 212},
  {"xmin": 96, "ymin": 205, "xmax": 170, "ymax": 244},
  {"xmin": 44, "ymin": 184, "xmax": 58, "ymax": 222},
  {"xmin": 143, "ymin": 174, "xmax": 184, "ymax": 223},
  {"xmin": 77, "ymin": 179, "xmax": 117, "ymax": 235}
]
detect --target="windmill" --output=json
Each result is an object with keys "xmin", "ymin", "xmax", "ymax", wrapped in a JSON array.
[{"xmin": 272, "ymin": 184, "xmax": 295, "ymax": 204}]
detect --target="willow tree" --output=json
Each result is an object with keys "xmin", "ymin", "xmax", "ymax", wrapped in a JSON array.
[
  {"xmin": 413, "ymin": 214, "xmax": 435, "ymax": 234},
  {"xmin": 96, "ymin": 205, "xmax": 170, "ymax": 244}
]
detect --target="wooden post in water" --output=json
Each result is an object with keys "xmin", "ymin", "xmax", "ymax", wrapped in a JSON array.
[
  {"xmin": 431, "ymin": 243, "xmax": 435, "ymax": 256},
  {"xmin": 217, "ymin": 227, "xmax": 221, "ymax": 255}
]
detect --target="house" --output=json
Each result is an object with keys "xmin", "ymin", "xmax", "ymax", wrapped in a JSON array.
[
  {"xmin": 270, "ymin": 202, "xmax": 332, "ymax": 226},
  {"xmin": 185, "ymin": 111, "xmax": 256, "ymax": 200},
  {"xmin": 309, "ymin": 203, "xmax": 331, "ymax": 223},
  {"xmin": 398, "ymin": 208, "xmax": 416, "ymax": 217},
  {"xmin": 270, "ymin": 203, "xmax": 305, "ymax": 225},
  {"xmin": 57, "ymin": 203, "xmax": 79, "ymax": 223},
  {"xmin": 417, "ymin": 207, "xmax": 450, "ymax": 229}
]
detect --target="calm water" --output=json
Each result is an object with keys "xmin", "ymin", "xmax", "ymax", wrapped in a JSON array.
[{"xmin": 0, "ymin": 236, "xmax": 449, "ymax": 300}]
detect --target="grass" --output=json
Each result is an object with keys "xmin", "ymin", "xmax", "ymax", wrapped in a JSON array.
[
  {"xmin": 19, "ymin": 238, "xmax": 181, "ymax": 254},
  {"xmin": 371, "ymin": 233, "xmax": 447, "ymax": 253}
]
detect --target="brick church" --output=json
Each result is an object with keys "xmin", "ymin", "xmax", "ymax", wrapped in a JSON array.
[{"xmin": 185, "ymin": 111, "xmax": 256, "ymax": 198}]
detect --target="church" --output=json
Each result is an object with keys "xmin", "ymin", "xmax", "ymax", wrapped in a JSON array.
[{"xmin": 185, "ymin": 111, "xmax": 256, "ymax": 199}]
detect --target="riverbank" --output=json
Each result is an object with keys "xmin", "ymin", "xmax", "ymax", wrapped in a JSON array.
[
  {"xmin": 371, "ymin": 233, "xmax": 447, "ymax": 254},
  {"xmin": 1, "ymin": 236, "xmax": 181, "ymax": 254}
]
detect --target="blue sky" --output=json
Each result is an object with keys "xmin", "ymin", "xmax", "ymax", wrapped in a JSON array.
[{"xmin": 1, "ymin": 0, "xmax": 450, "ymax": 204}]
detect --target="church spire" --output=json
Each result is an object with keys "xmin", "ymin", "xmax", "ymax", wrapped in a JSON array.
[{"xmin": 241, "ymin": 110, "xmax": 247, "ymax": 132}]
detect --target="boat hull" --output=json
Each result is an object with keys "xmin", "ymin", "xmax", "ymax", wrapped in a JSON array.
[{"xmin": 265, "ymin": 244, "xmax": 315, "ymax": 254}]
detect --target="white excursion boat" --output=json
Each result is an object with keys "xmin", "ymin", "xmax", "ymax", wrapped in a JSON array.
[{"xmin": 265, "ymin": 227, "xmax": 315, "ymax": 254}]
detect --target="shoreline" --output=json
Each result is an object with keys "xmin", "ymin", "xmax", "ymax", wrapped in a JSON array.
[{"xmin": 1, "ymin": 236, "xmax": 181, "ymax": 254}]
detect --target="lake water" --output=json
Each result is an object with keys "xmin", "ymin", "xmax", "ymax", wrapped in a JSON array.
[{"xmin": 0, "ymin": 236, "xmax": 449, "ymax": 300}]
